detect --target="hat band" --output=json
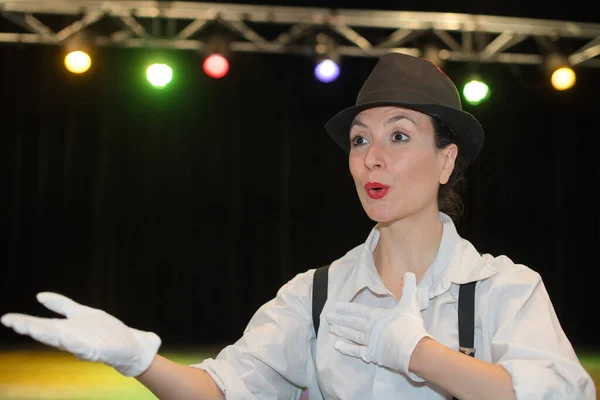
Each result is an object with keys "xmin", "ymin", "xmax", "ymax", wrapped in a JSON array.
[{"xmin": 357, "ymin": 88, "xmax": 459, "ymax": 109}]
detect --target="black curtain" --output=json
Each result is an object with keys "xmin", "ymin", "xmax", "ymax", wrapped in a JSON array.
[{"xmin": 1, "ymin": 44, "xmax": 598, "ymax": 350}]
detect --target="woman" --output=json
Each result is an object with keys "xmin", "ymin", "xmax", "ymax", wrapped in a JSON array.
[{"xmin": 2, "ymin": 52, "xmax": 595, "ymax": 399}]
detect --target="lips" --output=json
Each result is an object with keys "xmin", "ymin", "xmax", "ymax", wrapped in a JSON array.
[{"xmin": 365, "ymin": 182, "xmax": 390, "ymax": 199}]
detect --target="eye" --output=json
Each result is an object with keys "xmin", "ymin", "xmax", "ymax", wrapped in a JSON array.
[
  {"xmin": 351, "ymin": 136, "xmax": 369, "ymax": 146},
  {"xmin": 391, "ymin": 131, "xmax": 409, "ymax": 142}
]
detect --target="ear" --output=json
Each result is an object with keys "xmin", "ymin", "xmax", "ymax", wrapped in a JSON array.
[{"xmin": 439, "ymin": 144, "xmax": 458, "ymax": 185}]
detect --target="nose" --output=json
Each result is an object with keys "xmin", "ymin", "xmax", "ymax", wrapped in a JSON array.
[{"xmin": 364, "ymin": 141, "xmax": 386, "ymax": 171}]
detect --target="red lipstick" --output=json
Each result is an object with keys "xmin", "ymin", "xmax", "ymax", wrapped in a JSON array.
[{"xmin": 365, "ymin": 182, "xmax": 390, "ymax": 199}]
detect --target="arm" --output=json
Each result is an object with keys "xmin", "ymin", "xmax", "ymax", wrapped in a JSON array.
[
  {"xmin": 328, "ymin": 274, "xmax": 514, "ymax": 399},
  {"xmin": 327, "ymin": 268, "xmax": 595, "ymax": 399},
  {"xmin": 136, "ymin": 355, "xmax": 224, "ymax": 400},
  {"xmin": 409, "ymin": 338, "xmax": 515, "ymax": 400},
  {"xmin": 484, "ymin": 265, "xmax": 596, "ymax": 399},
  {"xmin": 411, "ymin": 260, "xmax": 595, "ymax": 400},
  {"xmin": 3, "ymin": 270, "xmax": 316, "ymax": 399},
  {"xmin": 1, "ymin": 293, "xmax": 224, "ymax": 399},
  {"xmin": 411, "ymin": 261, "xmax": 595, "ymax": 399}
]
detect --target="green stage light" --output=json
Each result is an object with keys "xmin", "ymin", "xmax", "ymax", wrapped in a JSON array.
[
  {"xmin": 146, "ymin": 63, "xmax": 172, "ymax": 87},
  {"xmin": 463, "ymin": 80, "xmax": 490, "ymax": 105}
]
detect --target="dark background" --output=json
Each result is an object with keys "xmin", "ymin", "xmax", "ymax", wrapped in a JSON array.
[{"xmin": 1, "ymin": 0, "xmax": 598, "ymax": 351}]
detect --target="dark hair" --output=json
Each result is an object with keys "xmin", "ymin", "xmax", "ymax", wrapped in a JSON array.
[{"xmin": 432, "ymin": 118, "xmax": 468, "ymax": 222}]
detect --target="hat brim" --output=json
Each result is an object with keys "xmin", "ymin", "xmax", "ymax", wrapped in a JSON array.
[{"xmin": 324, "ymin": 102, "xmax": 484, "ymax": 166}]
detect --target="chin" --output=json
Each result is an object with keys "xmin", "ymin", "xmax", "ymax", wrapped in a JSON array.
[{"xmin": 362, "ymin": 204, "xmax": 405, "ymax": 224}]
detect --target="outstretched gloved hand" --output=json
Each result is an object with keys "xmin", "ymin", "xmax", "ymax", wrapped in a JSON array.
[
  {"xmin": 326, "ymin": 272, "xmax": 431, "ymax": 381},
  {"xmin": 1, "ymin": 292, "xmax": 161, "ymax": 377}
]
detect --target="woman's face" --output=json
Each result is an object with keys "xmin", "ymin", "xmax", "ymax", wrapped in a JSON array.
[{"xmin": 349, "ymin": 106, "xmax": 456, "ymax": 223}]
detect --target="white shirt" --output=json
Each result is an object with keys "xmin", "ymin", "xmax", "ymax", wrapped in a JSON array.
[{"xmin": 192, "ymin": 213, "xmax": 595, "ymax": 399}]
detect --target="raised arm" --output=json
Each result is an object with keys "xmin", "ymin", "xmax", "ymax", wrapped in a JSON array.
[{"xmin": 1, "ymin": 292, "xmax": 224, "ymax": 400}]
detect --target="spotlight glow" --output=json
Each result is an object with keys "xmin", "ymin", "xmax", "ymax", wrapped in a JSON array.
[
  {"xmin": 551, "ymin": 67, "xmax": 576, "ymax": 90},
  {"xmin": 314, "ymin": 59, "xmax": 340, "ymax": 83},
  {"xmin": 146, "ymin": 63, "xmax": 173, "ymax": 87},
  {"xmin": 64, "ymin": 51, "xmax": 91, "ymax": 74},
  {"xmin": 463, "ymin": 80, "xmax": 490, "ymax": 104},
  {"xmin": 203, "ymin": 54, "xmax": 229, "ymax": 79}
]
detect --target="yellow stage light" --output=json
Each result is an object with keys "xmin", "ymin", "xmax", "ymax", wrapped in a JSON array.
[
  {"xmin": 551, "ymin": 67, "xmax": 576, "ymax": 91},
  {"xmin": 64, "ymin": 51, "xmax": 91, "ymax": 74}
]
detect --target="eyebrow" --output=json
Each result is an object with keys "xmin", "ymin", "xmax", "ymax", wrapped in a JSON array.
[
  {"xmin": 350, "ymin": 119, "xmax": 366, "ymax": 129},
  {"xmin": 350, "ymin": 114, "xmax": 416, "ymax": 129},
  {"xmin": 385, "ymin": 114, "xmax": 416, "ymax": 125}
]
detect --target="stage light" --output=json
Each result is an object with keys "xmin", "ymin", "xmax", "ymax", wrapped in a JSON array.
[
  {"xmin": 314, "ymin": 59, "xmax": 340, "ymax": 83},
  {"xmin": 62, "ymin": 32, "xmax": 93, "ymax": 74},
  {"xmin": 463, "ymin": 79, "xmax": 490, "ymax": 105},
  {"xmin": 551, "ymin": 67, "xmax": 576, "ymax": 90},
  {"xmin": 203, "ymin": 54, "xmax": 229, "ymax": 79},
  {"xmin": 545, "ymin": 53, "xmax": 576, "ymax": 91},
  {"xmin": 202, "ymin": 36, "xmax": 231, "ymax": 79},
  {"xmin": 146, "ymin": 63, "xmax": 173, "ymax": 87},
  {"xmin": 313, "ymin": 33, "xmax": 340, "ymax": 83},
  {"xmin": 64, "ymin": 50, "xmax": 91, "ymax": 74}
]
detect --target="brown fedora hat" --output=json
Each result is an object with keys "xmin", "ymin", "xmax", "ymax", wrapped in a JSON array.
[{"xmin": 324, "ymin": 52, "xmax": 484, "ymax": 166}]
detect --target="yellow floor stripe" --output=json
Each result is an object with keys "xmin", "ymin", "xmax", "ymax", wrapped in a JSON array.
[
  {"xmin": 1, "ymin": 349, "xmax": 598, "ymax": 399},
  {"xmin": 0, "ymin": 349, "xmax": 216, "ymax": 400}
]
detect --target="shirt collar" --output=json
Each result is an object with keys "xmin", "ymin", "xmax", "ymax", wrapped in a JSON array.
[{"xmin": 338, "ymin": 213, "xmax": 499, "ymax": 307}]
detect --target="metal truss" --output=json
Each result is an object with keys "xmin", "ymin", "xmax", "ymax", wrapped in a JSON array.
[{"xmin": 1, "ymin": 0, "xmax": 599, "ymax": 67}]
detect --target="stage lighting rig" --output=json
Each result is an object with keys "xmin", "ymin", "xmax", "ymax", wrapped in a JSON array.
[
  {"xmin": 313, "ymin": 33, "xmax": 340, "ymax": 83},
  {"xmin": 202, "ymin": 35, "xmax": 231, "ymax": 79}
]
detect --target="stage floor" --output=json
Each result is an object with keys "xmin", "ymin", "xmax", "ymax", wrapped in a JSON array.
[
  {"xmin": 1, "ymin": 348, "xmax": 598, "ymax": 399},
  {"xmin": 0, "ymin": 348, "xmax": 218, "ymax": 400}
]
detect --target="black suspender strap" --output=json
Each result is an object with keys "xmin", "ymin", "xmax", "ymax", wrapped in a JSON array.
[
  {"xmin": 457, "ymin": 281, "xmax": 477, "ymax": 358},
  {"xmin": 452, "ymin": 281, "xmax": 477, "ymax": 400},
  {"xmin": 312, "ymin": 265, "xmax": 330, "ymax": 336}
]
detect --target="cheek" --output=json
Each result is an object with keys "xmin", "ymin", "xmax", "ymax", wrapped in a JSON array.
[
  {"xmin": 349, "ymin": 155, "xmax": 363, "ymax": 184},
  {"xmin": 392, "ymin": 153, "xmax": 440, "ymax": 192}
]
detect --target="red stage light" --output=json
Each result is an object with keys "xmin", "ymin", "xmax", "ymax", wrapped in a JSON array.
[{"xmin": 203, "ymin": 54, "xmax": 229, "ymax": 79}]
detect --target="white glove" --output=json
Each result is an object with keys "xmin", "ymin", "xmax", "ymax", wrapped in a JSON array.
[
  {"xmin": 1, "ymin": 292, "xmax": 161, "ymax": 377},
  {"xmin": 325, "ymin": 272, "xmax": 431, "ymax": 381}
]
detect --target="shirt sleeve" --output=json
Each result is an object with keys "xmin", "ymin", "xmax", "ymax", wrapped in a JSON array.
[
  {"xmin": 190, "ymin": 270, "xmax": 315, "ymax": 400},
  {"xmin": 486, "ymin": 258, "xmax": 596, "ymax": 399}
]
